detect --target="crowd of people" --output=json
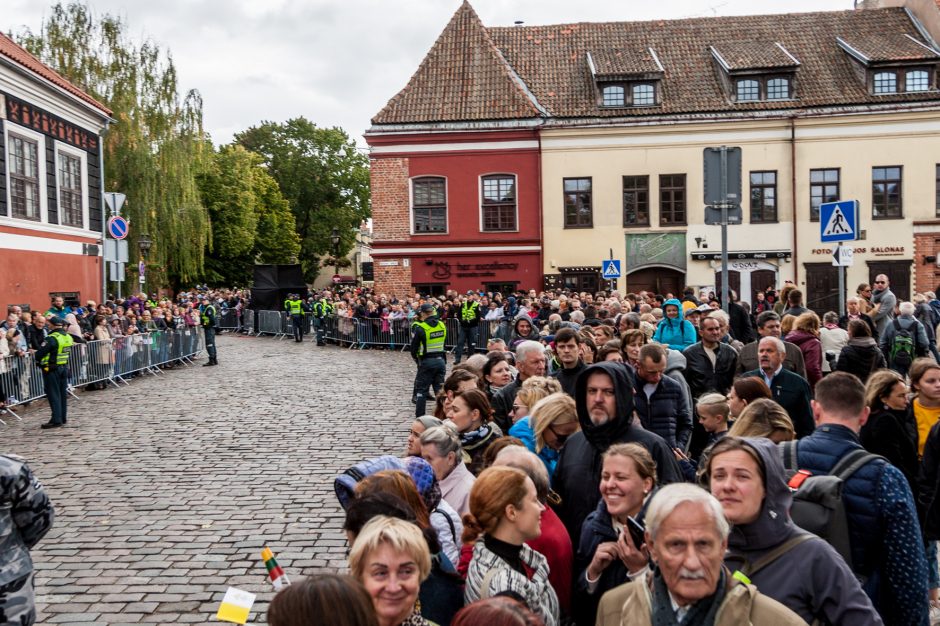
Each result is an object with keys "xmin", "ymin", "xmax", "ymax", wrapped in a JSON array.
[{"xmin": 255, "ymin": 275, "xmax": 940, "ymax": 626}]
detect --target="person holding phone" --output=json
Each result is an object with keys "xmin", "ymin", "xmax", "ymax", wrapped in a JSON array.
[{"xmin": 574, "ymin": 443, "xmax": 655, "ymax": 626}]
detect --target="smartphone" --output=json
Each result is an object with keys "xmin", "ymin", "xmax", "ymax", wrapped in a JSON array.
[{"xmin": 626, "ymin": 515, "xmax": 646, "ymax": 549}]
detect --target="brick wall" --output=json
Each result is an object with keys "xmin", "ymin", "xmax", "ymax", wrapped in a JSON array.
[
  {"xmin": 371, "ymin": 157, "xmax": 410, "ymax": 242},
  {"xmin": 371, "ymin": 157, "xmax": 412, "ymax": 295},
  {"xmin": 914, "ymin": 231, "xmax": 940, "ymax": 294}
]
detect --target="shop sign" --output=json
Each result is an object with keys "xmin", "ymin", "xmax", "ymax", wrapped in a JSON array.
[
  {"xmin": 626, "ymin": 233, "xmax": 686, "ymax": 270},
  {"xmin": 430, "ymin": 261, "xmax": 519, "ymax": 280},
  {"xmin": 378, "ymin": 260, "xmax": 399, "ymax": 266},
  {"xmin": 691, "ymin": 250, "xmax": 790, "ymax": 261},
  {"xmin": 810, "ymin": 246, "xmax": 905, "ymax": 256}
]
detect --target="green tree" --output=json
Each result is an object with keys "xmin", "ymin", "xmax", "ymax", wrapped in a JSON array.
[
  {"xmin": 198, "ymin": 144, "xmax": 300, "ymax": 285},
  {"xmin": 235, "ymin": 119, "xmax": 370, "ymax": 282},
  {"xmin": 16, "ymin": 2, "xmax": 210, "ymax": 290}
]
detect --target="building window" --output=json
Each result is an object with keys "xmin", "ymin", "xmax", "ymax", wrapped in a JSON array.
[
  {"xmin": 936, "ymin": 164, "xmax": 940, "ymax": 218},
  {"xmin": 907, "ymin": 69, "xmax": 930, "ymax": 92},
  {"xmin": 58, "ymin": 151, "xmax": 83, "ymax": 228},
  {"xmin": 481, "ymin": 174, "xmax": 517, "ymax": 231},
  {"xmin": 749, "ymin": 171, "xmax": 777, "ymax": 223},
  {"xmin": 659, "ymin": 174, "xmax": 686, "ymax": 226},
  {"xmin": 412, "ymin": 177, "xmax": 447, "ymax": 233},
  {"xmin": 809, "ymin": 168, "xmax": 840, "ymax": 222},
  {"xmin": 563, "ymin": 178, "xmax": 593, "ymax": 228},
  {"xmin": 872, "ymin": 166, "xmax": 902, "ymax": 219},
  {"xmin": 736, "ymin": 79, "xmax": 760, "ymax": 102},
  {"xmin": 766, "ymin": 77, "xmax": 790, "ymax": 100},
  {"xmin": 623, "ymin": 176, "xmax": 650, "ymax": 226},
  {"xmin": 873, "ymin": 71, "xmax": 897, "ymax": 94},
  {"xmin": 632, "ymin": 84, "xmax": 655, "ymax": 106},
  {"xmin": 8, "ymin": 133, "xmax": 41, "ymax": 222},
  {"xmin": 602, "ymin": 85, "xmax": 625, "ymax": 107}
]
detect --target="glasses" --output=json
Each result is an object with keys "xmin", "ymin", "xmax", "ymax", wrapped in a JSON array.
[
  {"xmin": 511, "ymin": 404, "xmax": 526, "ymax": 414},
  {"xmin": 874, "ymin": 281, "xmax": 886, "ymax": 284},
  {"xmin": 548, "ymin": 424, "xmax": 572, "ymax": 445}
]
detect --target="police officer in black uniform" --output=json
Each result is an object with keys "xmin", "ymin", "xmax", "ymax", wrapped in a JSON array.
[
  {"xmin": 454, "ymin": 290, "xmax": 482, "ymax": 364},
  {"xmin": 200, "ymin": 295, "xmax": 218, "ymax": 366},
  {"xmin": 312, "ymin": 292, "xmax": 334, "ymax": 346},
  {"xmin": 410, "ymin": 303, "xmax": 447, "ymax": 417},
  {"xmin": 33, "ymin": 316, "xmax": 73, "ymax": 430}
]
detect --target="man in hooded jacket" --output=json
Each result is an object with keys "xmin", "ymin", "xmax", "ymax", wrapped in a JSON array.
[{"xmin": 553, "ymin": 361, "xmax": 683, "ymax": 541}]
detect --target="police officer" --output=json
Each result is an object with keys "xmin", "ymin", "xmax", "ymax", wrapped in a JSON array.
[
  {"xmin": 200, "ymin": 295, "xmax": 218, "ymax": 366},
  {"xmin": 285, "ymin": 293, "xmax": 305, "ymax": 342},
  {"xmin": 33, "ymin": 317, "xmax": 73, "ymax": 430},
  {"xmin": 312, "ymin": 292, "xmax": 334, "ymax": 346},
  {"xmin": 455, "ymin": 290, "xmax": 482, "ymax": 364},
  {"xmin": 0, "ymin": 454, "xmax": 53, "ymax": 625},
  {"xmin": 410, "ymin": 303, "xmax": 447, "ymax": 417}
]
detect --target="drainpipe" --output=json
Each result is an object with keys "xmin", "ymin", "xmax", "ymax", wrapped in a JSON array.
[
  {"xmin": 790, "ymin": 116, "xmax": 798, "ymax": 285},
  {"xmin": 99, "ymin": 121, "xmax": 109, "ymax": 304},
  {"xmin": 536, "ymin": 124, "xmax": 544, "ymax": 292}
]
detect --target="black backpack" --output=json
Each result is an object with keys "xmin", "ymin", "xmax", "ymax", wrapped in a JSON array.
[{"xmin": 779, "ymin": 440, "xmax": 883, "ymax": 574}]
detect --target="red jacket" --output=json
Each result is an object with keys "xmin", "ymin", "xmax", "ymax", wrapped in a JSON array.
[{"xmin": 785, "ymin": 329, "xmax": 823, "ymax": 389}]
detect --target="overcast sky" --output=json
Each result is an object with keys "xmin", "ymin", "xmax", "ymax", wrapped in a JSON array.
[{"xmin": 9, "ymin": 0, "xmax": 853, "ymax": 148}]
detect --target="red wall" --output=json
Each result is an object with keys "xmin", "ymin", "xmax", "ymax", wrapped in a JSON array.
[{"xmin": 408, "ymin": 251, "xmax": 541, "ymax": 293}]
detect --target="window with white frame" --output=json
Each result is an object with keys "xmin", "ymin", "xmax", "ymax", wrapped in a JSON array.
[
  {"xmin": 412, "ymin": 176, "xmax": 447, "ymax": 233},
  {"xmin": 8, "ymin": 132, "xmax": 41, "ymax": 221},
  {"xmin": 632, "ymin": 83, "xmax": 655, "ymax": 106},
  {"xmin": 906, "ymin": 69, "xmax": 930, "ymax": 92},
  {"xmin": 736, "ymin": 79, "xmax": 760, "ymax": 102},
  {"xmin": 873, "ymin": 71, "xmax": 897, "ymax": 94},
  {"xmin": 602, "ymin": 85, "xmax": 625, "ymax": 107},
  {"xmin": 481, "ymin": 174, "xmax": 516, "ymax": 231},
  {"xmin": 57, "ymin": 149, "xmax": 83, "ymax": 228}
]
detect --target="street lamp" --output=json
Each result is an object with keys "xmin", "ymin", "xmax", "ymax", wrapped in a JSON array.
[
  {"xmin": 331, "ymin": 227, "xmax": 340, "ymax": 276},
  {"xmin": 138, "ymin": 234, "xmax": 152, "ymax": 295}
]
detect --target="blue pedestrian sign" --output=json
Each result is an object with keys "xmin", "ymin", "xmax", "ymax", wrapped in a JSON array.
[
  {"xmin": 602, "ymin": 259, "xmax": 621, "ymax": 279},
  {"xmin": 820, "ymin": 200, "xmax": 858, "ymax": 243},
  {"xmin": 107, "ymin": 216, "xmax": 129, "ymax": 240}
]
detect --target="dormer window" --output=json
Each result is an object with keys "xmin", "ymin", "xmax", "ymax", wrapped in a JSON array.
[
  {"xmin": 837, "ymin": 36, "xmax": 939, "ymax": 96},
  {"xmin": 587, "ymin": 48, "xmax": 664, "ymax": 109},
  {"xmin": 602, "ymin": 85, "xmax": 625, "ymax": 107},
  {"xmin": 736, "ymin": 80, "xmax": 760, "ymax": 102},
  {"xmin": 711, "ymin": 42, "xmax": 800, "ymax": 104}
]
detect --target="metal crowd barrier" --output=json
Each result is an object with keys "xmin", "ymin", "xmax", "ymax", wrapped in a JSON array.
[{"xmin": 0, "ymin": 328, "xmax": 204, "ymax": 425}]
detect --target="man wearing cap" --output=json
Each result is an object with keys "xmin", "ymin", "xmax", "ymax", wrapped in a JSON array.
[
  {"xmin": 33, "ymin": 317, "xmax": 74, "ymax": 429},
  {"xmin": 199, "ymin": 295, "xmax": 218, "ymax": 366},
  {"xmin": 410, "ymin": 303, "xmax": 447, "ymax": 417},
  {"xmin": 454, "ymin": 291, "xmax": 481, "ymax": 365}
]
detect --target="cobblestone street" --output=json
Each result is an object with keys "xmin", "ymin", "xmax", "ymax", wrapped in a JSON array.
[{"xmin": 2, "ymin": 334, "xmax": 417, "ymax": 624}]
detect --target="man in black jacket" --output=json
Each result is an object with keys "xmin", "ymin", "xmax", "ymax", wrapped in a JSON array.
[
  {"xmin": 743, "ymin": 336, "xmax": 814, "ymax": 438},
  {"xmin": 554, "ymin": 361, "xmax": 683, "ymax": 540},
  {"xmin": 728, "ymin": 290, "xmax": 754, "ymax": 344},
  {"xmin": 550, "ymin": 327, "xmax": 584, "ymax": 397},
  {"xmin": 682, "ymin": 316, "xmax": 738, "ymax": 458},
  {"xmin": 634, "ymin": 344, "xmax": 692, "ymax": 451}
]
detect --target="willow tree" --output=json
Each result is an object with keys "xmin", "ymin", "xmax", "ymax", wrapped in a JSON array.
[{"xmin": 16, "ymin": 2, "xmax": 210, "ymax": 290}]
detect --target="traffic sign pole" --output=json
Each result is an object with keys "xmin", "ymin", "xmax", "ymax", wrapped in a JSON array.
[{"xmin": 720, "ymin": 147, "xmax": 729, "ymax": 314}]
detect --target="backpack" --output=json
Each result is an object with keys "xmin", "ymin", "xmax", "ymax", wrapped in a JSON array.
[
  {"xmin": 779, "ymin": 440, "xmax": 883, "ymax": 574},
  {"xmin": 888, "ymin": 319, "xmax": 916, "ymax": 369}
]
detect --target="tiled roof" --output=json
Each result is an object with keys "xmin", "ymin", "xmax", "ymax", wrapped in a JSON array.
[
  {"xmin": 837, "ymin": 33, "xmax": 940, "ymax": 63},
  {"xmin": 372, "ymin": 6, "xmax": 940, "ymax": 125},
  {"xmin": 371, "ymin": 1, "xmax": 541, "ymax": 124},
  {"xmin": 0, "ymin": 32, "xmax": 111, "ymax": 116},
  {"xmin": 589, "ymin": 48, "xmax": 663, "ymax": 77},
  {"xmin": 710, "ymin": 41, "xmax": 800, "ymax": 71}
]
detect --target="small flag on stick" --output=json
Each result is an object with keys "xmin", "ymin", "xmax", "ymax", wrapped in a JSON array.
[
  {"xmin": 216, "ymin": 587, "xmax": 255, "ymax": 624},
  {"xmin": 261, "ymin": 546, "xmax": 291, "ymax": 590}
]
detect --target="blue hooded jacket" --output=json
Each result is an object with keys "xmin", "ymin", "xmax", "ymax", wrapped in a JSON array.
[{"xmin": 652, "ymin": 298, "xmax": 697, "ymax": 351}]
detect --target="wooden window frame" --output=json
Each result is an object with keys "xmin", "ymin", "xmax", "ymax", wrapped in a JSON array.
[
  {"xmin": 411, "ymin": 176, "xmax": 447, "ymax": 234},
  {"xmin": 8, "ymin": 132, "xmax": 41, "ymax": 222},
  {"xmin": 563, "ymin": 177, "xmax": 593, "ymax": 229},
  {"xmin": 872, "ymin": 165, "xmax": 903, "ymax": 220},
  {"xmin": 659, "ymin": 174, "xmax": 687, "ymax": 226},
  {"xmin": 622, "ymin": 175, "xmax": 650, "ymax": 227},
  {"xmin": 809, "ymin": 168, "xmax": 840, "ymax": 223},
  {"xmin": 481, "ymin": 174, "xmax": 517, "ymax": 232},
  {"xmin": 749, "ymin": 170, "xmax": 778, "ymax": 223}
]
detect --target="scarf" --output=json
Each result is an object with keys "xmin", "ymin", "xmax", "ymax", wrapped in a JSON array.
[
  {"xmin": 399, "ymin": 610, "xmax": 427, "ymax": 626},
  {"xmin": 650, "ymin": 566, "xmax": 727, "ymax": 626},
  {"xmin": 871, "ymin": 287, "xmax": 888, "ymax": 305},
  {"xmin": 460, "ymin": 424, "xmax": 495, "ymax": 450}
]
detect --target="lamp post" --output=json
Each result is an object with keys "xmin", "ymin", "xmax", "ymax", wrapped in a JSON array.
[
  {"xmin": 331, "ymin": 227, "xmax": 340, "ymax": 277},
  {"xmin": 138, "ymin": 233, "xmax": 152, "ymax": 295}
]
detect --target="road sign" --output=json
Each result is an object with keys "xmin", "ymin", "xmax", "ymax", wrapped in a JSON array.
[
  {"xmin": 820, "ymin": 200, "xmax": 858, "ymax": 243},
  {"xmin": 109, "ymin": 261, "xmax": 125, "ymax": 282},
  {"xmin": 602, "ymin": 260, "xmax": 621, "ymax": 279},
  {"xmin": 832, "ymin": 245, "xmax": 854, "ymax": 267},
  {"xmin": 703, "ymin": 147, "xmax": 742, "ymax": 206},
  {"xmin": 704, "ymin": 205, "xmax": 742, "ymax": 225},
  {"xmin": 107, "ymin": 216, "xmax": 129, "ymax": 240},
  {"xmin": 332, "ymin": 274, "xmax": 342, "ymax": 284},
  {"xmin": 104, "ymin": 192, "xmax": 126, "ymax": 215},
  {"xmin": 103, "ymin": 239, "xmax": 129, "ymax": 263}
]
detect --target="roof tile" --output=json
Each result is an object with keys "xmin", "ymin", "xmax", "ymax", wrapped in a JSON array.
[{"xmin": 711, "ymin": 41, "xmax": 800, "ymax": 71}]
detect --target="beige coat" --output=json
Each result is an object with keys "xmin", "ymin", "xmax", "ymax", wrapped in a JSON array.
[{"xmin": 595, "ymin": 570, "xmax": 804, "ymax": 626}]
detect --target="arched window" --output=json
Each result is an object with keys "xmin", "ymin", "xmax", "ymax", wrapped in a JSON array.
[
  {"xmin": 602, "ymin": 85, "xmax": 625, "ymax": 107},
  {"xmin": 766, "ymin": 77, "xmax": 790, "ymax": 100},
  {"xmin": 632, "ymin": 83, "xmax": 655, "ymax": 106},
  {"xmin": 736, "ymin": 79, "xmax": 760, "ymax": 102}
]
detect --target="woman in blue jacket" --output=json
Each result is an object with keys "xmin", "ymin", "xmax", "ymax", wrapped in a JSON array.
[{"xmin": 651, "ymin": 298, "xmax": 697, "ymax": 351}]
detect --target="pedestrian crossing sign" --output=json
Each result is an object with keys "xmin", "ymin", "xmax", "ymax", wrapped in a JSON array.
[
  {"xmin": 602, "ymin": 259, "xmax": 621, "ymax": 279},
  {"xmin": 820, "ymin": 200, "xmax": 858, "ymax": 243}
]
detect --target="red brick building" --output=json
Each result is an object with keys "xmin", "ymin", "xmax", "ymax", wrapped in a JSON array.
[
  {"xmin": 0, "ymin": 33, "xmax": 111, "ymax": 311},
  {"xmin": 366, "ymin": 2, "xmax": 544, "ymax": 295}
]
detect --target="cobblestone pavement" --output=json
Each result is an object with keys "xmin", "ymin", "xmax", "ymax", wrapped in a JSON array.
[{"xmin": 2, "ymin": 334, "xmax": 417, "ymax": 625}]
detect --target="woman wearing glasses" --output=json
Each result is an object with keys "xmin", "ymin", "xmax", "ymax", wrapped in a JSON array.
[{"xmin": 510, "ymin": 392, "xmax": 579, "ymax": 480}]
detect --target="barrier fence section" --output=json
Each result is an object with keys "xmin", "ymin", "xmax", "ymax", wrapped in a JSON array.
[
  {"xmin": 245, "ymin": 311, "xmax": 516, "ymax": 352},
  {"xmin": 0, "ymin": 328, "xmax": 204, "ymax": 425}
]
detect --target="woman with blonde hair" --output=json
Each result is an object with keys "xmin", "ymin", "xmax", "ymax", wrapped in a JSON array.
[
  {"xmin": 463, "ymin": 466, "xmax": 559, "ymax": 626},
  {"xmin": 509, "ymin": 376, "xmax": 561, "ymax": 425},
  {"xmin": 349, "ymin": 516, "xmax": 433, "ymax": 626},
  {"xmin": 510, "ymin": 392, "xmax": 579, "ymax": 479},
  {"xmin": 786, "ymin": 311, "xmax": 823, "ymax": 389},
  {"xmin": 727, "ymin": 398, "xmax": 795, "ymax": 443}
]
